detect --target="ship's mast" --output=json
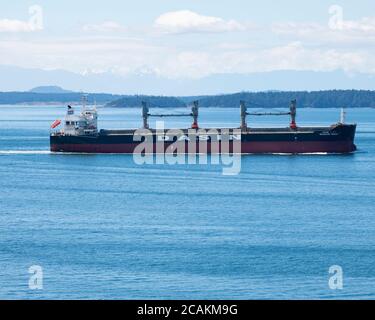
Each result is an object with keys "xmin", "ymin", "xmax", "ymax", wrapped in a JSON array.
[
  {"xmin": 340, "ymin": 108, "xmax": 346, "ymax": 124},
  {"xmin": 240, "ymin": 101, "xmax": 247, "ymax": 130},
  {"xmin": 81, "ymin": 94, "xmax": 88, "ymax": 112},
  {"xmin": 142, "ymin": 101, "xmax": 149, "ymax": 129},
  {"xmin": 289, "ymin": 99, "xmax": 297, "ymax": 129}
]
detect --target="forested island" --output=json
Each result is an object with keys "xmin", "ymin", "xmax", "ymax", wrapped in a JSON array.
[
  {"xmin": 191, "ymin": 90, "xmax": 375, "ymax": 108},
  {"xmin": 1, "ymin": 88, "xmax": 375, "ymax": 108},
  {"xmin": 0, "ymin": 91, "xmax": 122, "ymax": 105}
]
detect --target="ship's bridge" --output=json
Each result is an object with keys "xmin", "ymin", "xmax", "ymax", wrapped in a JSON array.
[{"xmin": 64, "ymin": 105, "xmax": 98, "ymax": 136}]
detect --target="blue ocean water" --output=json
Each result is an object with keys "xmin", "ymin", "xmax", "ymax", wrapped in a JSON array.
[{"xmin": 0, "ymin": 105, "xmax": 374, "ymax": 299}]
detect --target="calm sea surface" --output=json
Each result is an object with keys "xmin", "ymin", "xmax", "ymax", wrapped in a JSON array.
[{"xmin": 0, "ymin": 105, "xmax": 374, "ymax": 299}]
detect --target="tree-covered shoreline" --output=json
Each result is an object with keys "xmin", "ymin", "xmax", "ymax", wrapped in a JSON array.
[{"xmin": 1, "ymin": 90, "xmax": 375, "ymax": 108}]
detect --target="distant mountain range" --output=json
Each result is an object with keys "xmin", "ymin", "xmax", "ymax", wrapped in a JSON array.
[
  {"xmin": 0, "ymin": 65, "xmax": 375, "ymax": 108},
  {"xmin": 0, "ymin": 65, "xmax": 375, "ymax": 96}
]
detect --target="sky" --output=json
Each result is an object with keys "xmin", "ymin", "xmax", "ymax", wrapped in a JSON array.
[{"xmin": 0, "ymin": 0, "xmax": 374, "ymax": 93}]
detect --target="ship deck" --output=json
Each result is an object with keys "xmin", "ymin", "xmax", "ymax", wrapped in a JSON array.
[{"xmin": 98, "ymin": 126, "xmax": 339, "ymax": 136}]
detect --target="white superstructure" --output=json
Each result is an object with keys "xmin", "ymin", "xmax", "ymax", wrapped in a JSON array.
[{"xmin": 63, "ymin": 95, "xmax": 98, "ymax": 136}]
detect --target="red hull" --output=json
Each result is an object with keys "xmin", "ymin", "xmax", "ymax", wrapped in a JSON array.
[{"xmin": 51, "ymin": 140, "xmax": 356, "ymax": 154}]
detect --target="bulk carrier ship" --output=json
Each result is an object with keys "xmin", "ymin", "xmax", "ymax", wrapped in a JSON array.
[{"xmin": 50, "ymin": 98, "xmax": 357, "ymax": 154}]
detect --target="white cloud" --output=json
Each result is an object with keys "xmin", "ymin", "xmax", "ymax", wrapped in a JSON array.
[
  {"xmin": 0, "ymin": 19, "xmax": 38, "ymax": 32},
  {"xmin": 154, "ymin": 10, "xmax": 246, "ymax": 34},
  {"xmin": 1, "ymin": 7, "xmax": 375, "ymax": 81},
  {"xmin": 0, "ymin": 37, "xmax": 374, "ymax": 79},
  {"xmin": 83, "ymin": 21, "xmax": 127, "ymax": 33},
  {"xmin": 272, "ymin": 16, "xmax": 375, "ymax": 44},
  {"xmin": 0, "ymin": 37, "xmax": 166, "ymax": 76},
  {"xmin": 0, "ymin": 5, "xmax": 43, "ymax": 33},
  {"xmin": 339, "ymin": 17, "xmax": 375, "ymax": 32},
  {"xmin": 157, "ymin": 42, "xmax": 375, "ymax": 78},
  {"xmin": 272, "ymin": 22, "xmax": 324, "ymax": 36}
]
